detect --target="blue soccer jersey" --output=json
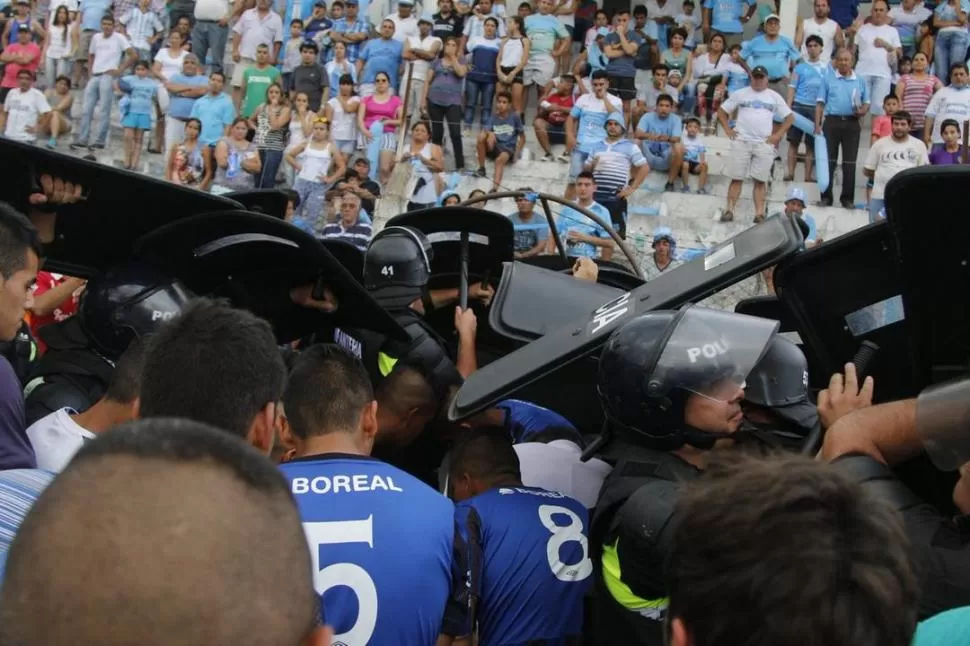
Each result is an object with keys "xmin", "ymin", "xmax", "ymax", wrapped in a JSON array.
[
  {"xmin": 281, "ymin": 454, "xmax": 460, "ymax": 646},
  {"xmin": 456, "ymin": 486, "xmax": 593, "ymax": 645}
]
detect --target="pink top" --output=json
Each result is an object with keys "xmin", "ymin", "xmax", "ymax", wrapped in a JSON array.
[
  {"xmin": 871, "ymin": 115, "xmax": 892, "ymax": 139},
  {"xmin": 362, "ymin": 95, "xmax": 402, "ymax": 133},
  {"xmin": 899, "ymin": 73, "xmax": 941, "ymax": 129},
  {"xmin": 1, "ymin": 43, "xmax": 41, "ymax": 88}
]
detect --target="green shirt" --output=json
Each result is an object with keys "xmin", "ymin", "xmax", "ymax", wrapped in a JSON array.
[{"xmin": 241, "ymin": 65, "xmax": 282, "ymax": 118}]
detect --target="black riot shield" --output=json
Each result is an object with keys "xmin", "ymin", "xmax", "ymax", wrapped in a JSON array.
[
  {"xmin": 223, "ymin": 189, "xmax": 289, "ymax": 219},
  {"xmin": 0, "ymin": 138, "xmax": 241, "ymax": 276},
  {"xmin": 885, "ymin": 166, "xmax": 970, "ymax": 390},
  {"xmin": 132, "ymin": 210, "xmax": 406, "ymax": 343},
  {"xmin": 448, "ymin": 213, "xmax": 804, "ymax": 423}
]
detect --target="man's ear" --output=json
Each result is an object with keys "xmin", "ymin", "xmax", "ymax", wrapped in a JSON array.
[
  {"xmin": 668, "ymin": 617, "xmax": 692, "ymax": 646},
  {"xmin": 361, "ymin": 400, "xmax": 378, "ymax": 451},
  {"xmin": 247, "ymin": 401, "xmax": 277, "ymax": 456}
]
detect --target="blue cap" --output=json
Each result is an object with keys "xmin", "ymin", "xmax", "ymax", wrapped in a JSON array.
[
  {"xmin": 605, "ymin": 112, "xmax": 626, "ymax": 130},
  {"xmin": 418, "ymin": 12, "xmax": 433, "ymax": 23},
  {"xmin": 785, "ymin": 186, "xmax": 807, "ymax": 205},
  {"xmin": 652, "ymin": 226, "xmax": 677, "ymax": 256}
]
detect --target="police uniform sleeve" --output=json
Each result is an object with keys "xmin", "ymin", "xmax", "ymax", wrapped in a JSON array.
[
  {"xmin": 833, "ymin": 454, "xmax": 970, "ymax": 619},
  {"xmin": 441, "ymin": 505, "xmax": 482, "ymax": 637},
  {"xmin": 609, "ymin": 479, "xmax": 681, "ymax": 603}
]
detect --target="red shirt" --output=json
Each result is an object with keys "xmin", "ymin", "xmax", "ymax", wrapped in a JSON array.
[
  {"xmin": 543, "ymin": 90, "xmax": 575, "ymax": 126},
  {"xmin": 30, "ymin": 272, "xmax": 80, "ymax": 353},
  {"xmin": 1, "ymin": 42, "xmax": 41, "ymax": 89}
]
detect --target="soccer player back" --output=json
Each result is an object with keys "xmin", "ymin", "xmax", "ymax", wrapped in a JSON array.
[{"xmin": 282, "ymin": 454, "xmax": 457, "ymax": 645}]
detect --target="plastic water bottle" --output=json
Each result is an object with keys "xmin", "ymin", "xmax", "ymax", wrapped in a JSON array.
[{"xmin": 226, "ymin": 151, "xmax": 240, "ymax": 179}]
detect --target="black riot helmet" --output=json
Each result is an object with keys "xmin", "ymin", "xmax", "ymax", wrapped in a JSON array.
[
  {"xmin": 363, "ymin": 226, "xmax": 433, "ymax": 310},
  {"xmin": 744, "ymin": 334, "xmax": 818, "ymax": 432},
  {"xmin": 596, "ymin": 305, "xmax": 779, "ymax": 451},
  {"xmin": 78, "ymin": 264, "xmax": 194, "ymax": 360}
]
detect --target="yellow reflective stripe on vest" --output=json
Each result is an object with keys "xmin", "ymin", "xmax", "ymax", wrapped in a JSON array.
[
  {"xmin": 602, "ymin": 540, "xmax": 669, "ymax": 617},
  {"xmin": 378, "ymin": 352, "xmax": 398, "ymax": 377}
]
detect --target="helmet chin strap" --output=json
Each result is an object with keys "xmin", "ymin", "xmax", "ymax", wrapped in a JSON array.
[{"xmin": 680, "ymin": 425, "xmax": 734, "ymax": 451}]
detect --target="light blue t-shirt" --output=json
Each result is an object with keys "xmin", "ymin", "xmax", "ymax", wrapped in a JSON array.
[
  {"xmin": 741, "ymin": 34, "xmax": 800, "ymax": 80},
  {"xmin": 912, "ymin": 606, "xmax": 970, "ymax": 646},
  {"xmin": 702, "ymin": 0, "xmax": 749, "ymax": 34},
  {"xmin": 358, "ymin": 37, "xmax": 403, "ymax": 87},
  {"xmin": 934, "ymin": 0, "xmax": 970, "ymax": 32},
  {"xmin": 189, "ymin": 92, "xmax": 237, "ymax": 145},
  {"xmin": 637, "ymin": 111, "xmax": 683, "ymax": 156},
  {"xmin": 80, "ymin": 0, "xmax": 111, "ymax": 30},
  {"xmin": 789, "ymin": 60, "xmax": 826, "ymax": 106},
  {"xmin": 726, "ymin": 61, "xmax": 750, "ymax": 92},
  {"xmin": 167, "ymin": 73, "xmax": 209, "ymax": 119},
  {"xmin": 0, "ymin": 469, "xmax": 54, "ymax": 584},
  {"xmin": 556, "ymin": 202, "xmax": 611, "ymax": 258},
  {"xmin": 508, "ymin": 211, "xmax": 549, "ymax": 253},
  {"xmin": 119, "ymin": 75, "xmax": 158, "ymax": 115},
  {"xmin": 570, "ymin": 93, "xmax": 623, "ymax": 153},
  {"xmin": 524, "ymin": 13, "xmax": 568, "ymax": 58}
]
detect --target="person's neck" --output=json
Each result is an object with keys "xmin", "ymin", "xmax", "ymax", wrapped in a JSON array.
[
  {"xmin": 577, "ymin": 196, "xmax": 593, "ymax": 206},
  {"xmin": 673, "ymin": 444, "xmax": 708, "ymax": 469},
  {"xmin": 606, "ymin": 134, "xmax": 622, "ymax": 143},
  {"xmin": 837, "ymin": 67, "xmax": 852, "ymax": 77},
  {"xmin": 496, "ymin": 109, "xmax": 508, "ymax": 117},
  {"xmin": 808, "ymin": 55, "xmax": 819, "ymax": 63},
  {"xmin": 946, "ymin": 140, "xmax": 961, "ymax": 151},
  {"xmin": 257, "ymin": 5, "xmax": 268, "ymax": 14},
  {"xmin": 209, "ymin": 89, "xmax": 220, "ymax": 95},
  {"xmin": 892, "ymin": 133, "xmax": 908, "ymax": 142},
  {"xmin": 341, "ymin": 213, "xmax": 358, "ymax": 226},
  {"xmin": 72, "ymin": 400, "xmax": 130, "ymax": 435},
  {"xmin": 814, "ymin": 14, "xmax": 827, "ymax": 22},
  {"xmin": 256, "ymin": 62, "xmax": 269, "ymax": 68},
  {"xmin": 765, "ymin": 33, "xmax": 778, "ymax": 41},
  {"xmin": 298, "ymin": 431, "xmax": 368, "ymax": 458},
  {"xmin": 441, "ymin": 9, "xmax": 451, "ymax": 16}
]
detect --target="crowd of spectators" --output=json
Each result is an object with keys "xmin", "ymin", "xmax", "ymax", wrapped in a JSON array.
[{"xmin": 0, "ymin": 0, "xmax": 968, "ymax": 249}]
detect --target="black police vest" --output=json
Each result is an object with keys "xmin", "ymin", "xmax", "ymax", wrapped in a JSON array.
[
  {"xmin": 590, "ymin": 441, "xmax": 701, "ymax": 646},
  {"xmin": 23, "ymin": 318, "xmax": 114, "ymax": 425}
]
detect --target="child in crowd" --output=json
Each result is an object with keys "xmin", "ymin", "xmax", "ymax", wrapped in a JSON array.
[
  {"xmin": 117, "ymin": 60, "xmax": 160, "ymax": 171},
  {"xmin": 868, "ymin": 94, "xmax": 898, "ymax": 204},
  {"xmin": 675, "ymin": 0, "xmax": 699, "ymax": 49},
  {"xmin": 680, "ymin": 116, "xmax": 708, "ymax": 194},
  {"xmin": 929, "ymin": 118, "xmax": 965, "ymax": 164},
  {"xmin": 891, "ymin": 56, "xmax": 911, "ymax": 96},
  {"xmin": 282, "ymin": 19, "xmax": 305, "ymax": 92},
  {"xmin": 725, "ymin": 44, "xmax": 749, "ymax": 95}
]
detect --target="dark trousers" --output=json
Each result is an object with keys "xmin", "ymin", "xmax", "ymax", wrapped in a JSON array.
[
  {"xmin": 821, "ymin": 116, "xmax": 861, "ymax": 203},
  {"xmin": 257, "ymin": 149, "xmax": 284, "ymax": 189},
  {"xmin": 428, "ymin": 102, "xmax": 464, "ymax": 171}
]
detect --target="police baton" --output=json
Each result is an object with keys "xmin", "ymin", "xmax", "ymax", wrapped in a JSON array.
[{"xmin": 458, "ymin": 230, "xmax": 469, "ymax": 310}]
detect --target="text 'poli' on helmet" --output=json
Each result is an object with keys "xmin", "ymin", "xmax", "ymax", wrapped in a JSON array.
[
  {"xmin": 363, "ymin": 226, "xmax": 434, "ymax": 310},
  {"xmin": 744, "ymin": 334, "xmax": 818, "ymax": 432},
  {"xmin": 78, "ymin": 264, "xmax": 194, "ymax": 359},
  {"xmin": 596, "ymin": 305, "xmax": 779, "ymax": 449}
]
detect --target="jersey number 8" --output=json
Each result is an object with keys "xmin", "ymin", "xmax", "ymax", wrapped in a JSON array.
[
  {"xmin": 538, "ymin": 504, "xmax": 594, "ymax": 583},
  {"xmin": 304, "ymin": 517, "xmax": 378, "ymax": 645}
]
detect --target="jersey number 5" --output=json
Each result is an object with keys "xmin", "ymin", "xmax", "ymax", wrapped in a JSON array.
[
  {"xmin": 304, "ymin": 517, "xmax": 378, "ymax": 645},
  {"xmin": 538, "ymin": 504, "xmax": 594, "ymax": 583}
]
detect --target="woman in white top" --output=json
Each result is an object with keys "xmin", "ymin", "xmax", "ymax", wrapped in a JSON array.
[
  {"xmin": 150, "ymin": 30, "xmax": 188, "ymax": 154},
  {"xmin": 40, "ymin": 5, "xmax": 75, "ymax": 84},
  {"xmin": 684, "ymin": 32, "xmax": 729, "ymax": 120},
  {"xmin": 325, "ymin": 72, "xmax": 360, "ymax": 156},
  {"xmin": 498, "ymin": 15, "xmax": 529, "ymax": 118},
  {"xmin": 401, "ymin": 120, "xmax": 444, "ymax": 210},
  {"xmin": 285, "ymin": 116, "xmax": 346, "ymax": 236},
  {"xmin": 284, "ymin": 91, "xmax": 313, "ymax": 185}
]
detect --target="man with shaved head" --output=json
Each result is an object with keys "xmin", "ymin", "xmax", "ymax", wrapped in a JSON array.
[{"xmin": 0, "ymin": 418, "xmax": 331, "ymax": 646}]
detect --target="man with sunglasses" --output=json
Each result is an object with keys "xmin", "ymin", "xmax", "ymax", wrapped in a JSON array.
[{"xmin": 587, "ymin": 305, "xmax": 779, "ymax": 645}]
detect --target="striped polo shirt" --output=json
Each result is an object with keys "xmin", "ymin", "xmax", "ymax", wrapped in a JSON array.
[
  {"xmin": 321, "ymin": 217, "xmax": 373, "ymax": 251},
  {"xmin": 588, "ymin": 138, "xmax": 647, "ymax": 203},
  {"xmin": 0, "ymin": 469, "xmax": 54, "ymax": 583}
]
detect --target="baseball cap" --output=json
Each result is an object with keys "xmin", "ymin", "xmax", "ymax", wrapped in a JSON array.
[
  {"xmin": 785, "ymin": 186, "xmax": 807, "ymax": 205},
  {"xmin": 16, "ymin": 23, "xmax": 30, "ymax": 31},
  {"xmin": 668, "ymin": 68, "xmax": 682, "ymax": 78},
  {"xmin": 751, "ymin": 65, "xmax": 769, "ymax": 77},
  {"xmin": 418, "ymin": 12, "xmax": 433, "ymax": 23},
  {"xmin": 313, "ymin": 1, "xmax": 326, "ymax": 7},
  {"xmin": 344, "ymin": 0, "xmax": 358, "ymax": 5},
  {"xmin": 764, "ymin": 12, "xmax": 780, "ymax": 22},
  {"xmin": 398, "ymin": 0, "xmax": 414, "ymax": 5}
]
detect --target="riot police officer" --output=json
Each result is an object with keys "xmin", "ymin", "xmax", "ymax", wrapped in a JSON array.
[
  {"xmin": 741, "ymin": 334, "xmax": 820, "ymax": 451},
  {"xmin": 589, "ymin": 305, "xmax": 778, "ymax": 645},
  {"xmin": 23, "ymin": 264, "xmax": 192, "ymax": 425}
]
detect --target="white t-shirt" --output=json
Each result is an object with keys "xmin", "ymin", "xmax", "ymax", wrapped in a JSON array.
[
  {"xmin": 153, "ymin": 47, "xmax": 187, "ymax": 80},
  {"xmin": 26, "ymin": 408, "xmax": 95, "ymax": 473},
  {"xmin": 719, "ymin": 86, "xmax": 791, "ymax": 141},
  {"xmin": 405, "ymin": 34, "xmax": 441, "ymax": 82},
  {"xmin": 89, "ymin": 31, "xmax": 132, "ymax": 75},
  {"xmin": 855, "ymin": 23, "xmax": 901, "ymax": 79},
  {"xmin": 232, "ymin": 8, "xmax": 284, "ymax": 60},
  {"xmin": 46, "ymin": 23, "xmax": 72, "ymax": 59},
  {"xmin": 386, "ymin": 13, "xmax": 419, "ymax": 43},
  {"xmin": 925, "ymin": 85, "xmax": 970, "ymax": 142},
  {"xmin": 328, "ymin": 95, "xmax": 359, "ymax": 140},
  {"xmin": 194, "ymin": 0, "xmax": 230, "ymax": 21},
  {"xmin": 865, "ymin": 135, "xmax": 929, "ymax": 199},
  {"xmin": 799, "ymin": 17, "xmax": 839, "ymax": 65},
  {"xmin": 513, "ymin": 440, "xmax": 613, "ymax": 509},
  {"xmin": 3, "ymin": 87, "xmax": 50, "ymax": 142}
]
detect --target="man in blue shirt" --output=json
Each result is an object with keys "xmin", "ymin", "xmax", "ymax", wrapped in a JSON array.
[
  {"xmin": 278, "ymin": 345, "xmax": 466, "ymax": 645},
  {"xmin": 475, "ymin": 91, "xmax": 524, "ymax": 191},
  {"xmin": 603, "ymin": 10, "xmax": 644, "ymax": 127},
  {"xmin": 635, "ymin": 94, "xmax": 684, "ymax": 191},
  {"xmin": 742, "ymin": 13, "xmax": 800, "ymax": 97},
  {"xmin": 785, "ymin": 34, "xmax": 825, "ymax": 181},
  {"xmin": 702, "ymin": 0, "xmax": 754, "ymax": 46},
  {"xmin": 548, "ymin": 170, "xmax": 614, "ymax": 259},
  {"xmin": 507, "ymin": 188, "xmax": 549, "ymax": 258},
  {"xmin": 565, "ymin": 69, "xmax": 622, "ymax": 200},
  {"xmin": 328, "ymin": 0, "xmax": 370, "ymax": 62},
  {"xmin": 815, "ymin": 46, "xmax": 869, "ymax": 208},
  {"xmin": 442, "ymin": 428, "xmax": 592, "ymax": 646},
  {"xmin": 189, "ymin": 70, "xmax": 237, "ymax": 146},
  {"xmin": 163, "ymin": 54, "xmax": 209, "ymax": 153},
  {"xmin": 356, "ymin": 18, "xmax": 403, "ymax": 94}
]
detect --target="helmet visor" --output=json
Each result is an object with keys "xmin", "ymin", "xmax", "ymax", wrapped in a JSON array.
[
  {"xmin": 653, "ymin": 307, "xmax": 780, "ymax": 400},
  {"xmin": 917, "ymin": 377, "xmax": 970, "ymax": 471}
]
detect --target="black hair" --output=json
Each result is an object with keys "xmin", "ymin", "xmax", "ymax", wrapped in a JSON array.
[
  {"xmin": 300, "ymin": 40, "xmax": 319, "ymax": 53},
  {"xmin": 281, "ymin": 187, "xmax": 300, "ymax": 207},
  {"xmin": 484, "ymin": 16, "xmax": 499, "ymax": 27},
  {"xmin": 139, "ymin": 298, "xmax": 286, "ymax": 439},
  {"xmin": 449, "ymin": 426, "xmax": 521, "ymax": 483},
  {"xmin": 951, "ymin": 61, "xmax": 968, "ymax": 76},
  {"xmin": 104, "ymin": 337, "xmax": 148, "ymax": 404},
  {"xmin": 591, "ymin": 69, "xmax": 609, "ymax": 81},
  {"xmin": 940, "ymin": 118, "xmax": 961, "ymax": 133},
  {"xmin": 576, "ymin": 170, "xmax": 596, "ymax": 182},
  {"xmin": 657, "ymin": 93, "xmax": 674, "ymax": 106},
  {"xmin": 805, "ymin": 34, "xmax": 823, "ymax": 47},
  {"xmin": 670, "ymin": 27, "xmax": 688, "ymax": 41},
  {"xmin": 339, "ymin": 72, "xmax": 354, "ymax": 85},
  {"xmin": 283, "ymin": 344, "xmax": 374, "ymax": 438},
  {"xmin": 891, "ymin": 110, "xmax": 912, "ymax": 124},
  {"xmin": 0, "ymin": 202, "xmax": 41, "ymax": 279},
  {"xmin": 633, "ymin": 4, "xmax": 647, "ymax": 15},
  {"xmin": 291, "ymin": 17, "xmax": 304, "ymax": 25},
  {"xmin": 653, "ymin": 63, "xmax": 669, "ymax": 74},
  {"xmin": 210, "ymin": 70, "xmax": 226, "ymax": 82}
]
